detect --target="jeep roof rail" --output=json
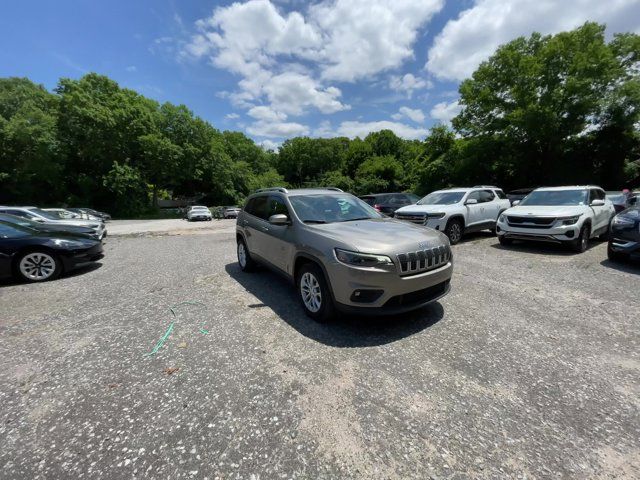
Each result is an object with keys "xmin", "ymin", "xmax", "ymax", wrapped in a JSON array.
[
  {"xmin": 324, "ymin": 187, "xmax": 343, "ymax": 192},
  {"xmin": 472, "ymin": 185, "xmax": 498, "ymax": 188},
  {"xmin": 255, "ymin": 187, "xmax": 289, "ymax": 194}
]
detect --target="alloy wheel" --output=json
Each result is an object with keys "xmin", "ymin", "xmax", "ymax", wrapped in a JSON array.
[
  {"xmin": 449, "ymin": 223, "xmax": 462, "ymax": 243},
  {"xmin": 300, "ymin": 272, "xmax": 322, "ymax": 313},
  {"xmin": 238, "ymin": 242, "xmax": 247, "ymax": 268},
  {"xmin": 19, "ymin": 253, "xmax": 56, "ymax": 281}
]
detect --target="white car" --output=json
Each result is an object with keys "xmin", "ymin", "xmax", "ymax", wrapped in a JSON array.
[
  {"xmin": 187, "ymin": 206, "xmax": 213, "ymax": 221},
  {"xmin": 394, "ymin": 187, "xmax": 511, "ymax": 244},
  {"xmin": 43, "ymin": 208, "xmax": 83, "ymax": 220},
  {"xmin": 0, "ymin": 206, "xmax": 107, "ymax": 239},
  {"xmin": 496, "ymin": 186, "xmax": 616, "ymax": 252}
]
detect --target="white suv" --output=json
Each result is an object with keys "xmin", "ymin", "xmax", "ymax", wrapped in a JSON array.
[
  {"xmin": 394, "ymin": 187, "xmax": 511, "ymax": 244},
  {"xmin": 496, "ymin": 186, "xmax": 615, "ymax": 252}
]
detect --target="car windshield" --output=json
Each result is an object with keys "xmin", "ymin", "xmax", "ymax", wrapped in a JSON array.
[
  {"xmin": 0, "ymin": 221, "xmax": 33, "ymax": 238},
  {"xmin": 519, "ymin": 189, "xmax": 588, "ymax": 206},
  {"xmin": 0, "ymin": 214, "xmax": 43, "ymax": 228},
  {"xmin": 289, "ymin": 194, "xmax": 382, "ymax": 224},
  {"xmin": 417, "ymin": 191, "xmax": 465, "ymax": 205},
  {"xmin": 191, "ymin": 206, "xmax": 208, "ymax": 210},
  {"xmin": 29, "ymin": 208, "xmax": 59, "ymax": 220}
]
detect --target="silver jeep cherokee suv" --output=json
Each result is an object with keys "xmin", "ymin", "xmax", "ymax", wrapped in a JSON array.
[{"xmin": 236, "ymin": 187, "xmax": 453, "ymax": 322}]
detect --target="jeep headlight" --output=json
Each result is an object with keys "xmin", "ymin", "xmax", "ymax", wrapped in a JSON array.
[
  {"xmin": 335, "ymin": 249, "xmax": 393, "ymax": 267},
  {"xmin": 559, "ymin": 215, "xmax": 581, "ymax": 226}
]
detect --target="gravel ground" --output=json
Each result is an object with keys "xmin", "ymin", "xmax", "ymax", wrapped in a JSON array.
[
  {"xmin": 108, "ymin": 218, "xmax": 229, "ymax": 236},
  {"xmin": 0, "ymin": 224, "xmax": 639, "ymax": 479}
]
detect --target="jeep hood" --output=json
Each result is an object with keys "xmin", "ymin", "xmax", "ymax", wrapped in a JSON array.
[
  {"xmin": 504, "ymin": 205, "xmax": 586, "ymax": 217},
  {"xmin": 311, "ymin": 218, "xmax": 449, "ymax": 254},
  {"xmin": 395, "ymin": 204, "xmax": 460, "ymax": 214}
]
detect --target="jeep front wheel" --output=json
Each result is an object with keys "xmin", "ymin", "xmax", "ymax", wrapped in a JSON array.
[{"xmin": 297, "ymin": 263, "xmax": 336, "ymax": 323}]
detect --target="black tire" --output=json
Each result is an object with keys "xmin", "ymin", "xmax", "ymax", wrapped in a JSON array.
[
  {"xmin": 607, "ymin": 243, "xmax": 627, "ymax": 262},
  {"xmin": 13, "ymin": 250, "xmax": 62, "ymax": 282},
  {"xmin": 296, "ymin": 263, "xmax": 336, "ymax": 323},
  {"xmin": 237, "ymin": 238, "xmax": 257, "ymax": 272},
  {"xmin": 572, "ymin": 224, "xmax": 590, "ymax": 253},
  {"xmin": 498, "ymin": 235, "xmax": 513, "ymax": 246},
  {"xmin": 444, "ymin": 218, "xmax": 464, "ymax": 245}
]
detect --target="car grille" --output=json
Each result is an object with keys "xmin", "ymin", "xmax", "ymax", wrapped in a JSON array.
[
  {"xmin": 396, "ymin": 244, "xmax": 451, "ymax": 276},
  {"xmin": 384, "ymin": 280, "xmax": 449, "ymax": 308},
  {"xmin": 394, "ymin": 213, "xmax": 426, "ymax": 225},
  {"xmin": 506, "ymin": 215, "xmax": 555, "ymax": 229}
]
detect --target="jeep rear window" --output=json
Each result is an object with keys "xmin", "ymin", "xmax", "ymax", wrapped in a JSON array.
[{"xmin": 289, "ymin": 194, "xmax": 381, "ymax": 224}]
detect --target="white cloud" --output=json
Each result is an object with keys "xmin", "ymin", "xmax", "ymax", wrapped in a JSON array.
[
  {"xmin": 263, "ymin": 72, "xmax": 348, "ymax": 115},
  {"xmin": 247, "ymin": 120, "xmax": 310, "ymax": 138},
  {"xmin": 259, "ymin": 139, "xmax": 281, "ymax": 151},
  {"xmin": 427, "ymin": 0, "xmax": 640, "ymax": 81},
  {"xmin": 225, "ymin": 113, "xmax": 240, "ymax": 120},
  {"xmin": 315, "ymin": 120, "xmax": 427, "ymax": 140},
  {"xmin": 389, "ymin": 73, "xmax": 432, "ymax": 97},
  {"xmin": 247, "ymin": 106, "xmax": 287, "ymax": 122},
  {"xmin": 430, "ymin": 100, "xmax": 462, "ymax": 124},
  {"xmin": 125, "ymin": 65, "xmax": 137, "ymax": 72},
  {"xmin": 391, "ymin": 106, "xmax": 425, "ymax": 123}
]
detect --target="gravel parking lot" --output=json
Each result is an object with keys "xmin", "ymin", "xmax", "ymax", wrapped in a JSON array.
[{"xmin": 1, "ymin": 221, "xmax": 638, "ymax": 479}]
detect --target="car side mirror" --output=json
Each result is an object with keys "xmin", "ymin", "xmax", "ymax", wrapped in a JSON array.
[
  {"xmin": 269, "ymin": 214, "xmax": 290, "ymax": 225},
  {"xmin": 465, "ymin": 199, "xmax": 478, "ymax": 205},
  {"xmin": 591, "ymin": 199, "xmax": 605, "ymax": 207},
  {"xmin": 512, "ymin": 200, "xmax": 520, "ymax": 206}
]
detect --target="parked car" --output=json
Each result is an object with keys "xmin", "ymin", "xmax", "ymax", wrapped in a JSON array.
[
  {"xmin": 222, "ymin": 206, "xmax": 241, "ymax": 219},
  {"xmin": 359, "ymin": 193, "xmax": 420, "ymax": 216},
  {"xmin": 43, "ymin": 208, "xmax": 83, "ymax": 220},
  {"xmin": 605, "ymin": 191, "xmax": 638, "ymax": 214},
  {"xmin": 496, "ymin": 186, "xmax": 615, "ymax": 252},
  {"xmin": 0, "ymin": 207, "xmax": 107, "ymax": 239},
  {"xmin": 0, "ymin": 213, "xmax": 101, "ymax": 240},
  {"xmin": 394, "ymin": 187, "xmax": 511, "ymax": 244},
  {"xmin": 607, "ymin": 206, "xmax": 640, "ymax": 262},
  {"xmin": 507, "ymin": 188, "xmax": 535, "ymax": 206},
  {"xmin": 187, "ymin": 206, "xmax": 213, "ymax": 221},
  {"xmin": 236, "ymin": 187, "xmax": 453, "ymax": 322},
  {"xmin": 67, "ymin": 208, "xmax": 112, "ymax": 221},
  {"xmin": 0, "ymin": 220, "xmax": 104, "ymax": 282}
]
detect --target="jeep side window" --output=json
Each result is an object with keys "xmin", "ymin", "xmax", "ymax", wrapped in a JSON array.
[
  {"xmin": 596, "ymin": 189, "xmax": 605, "ymax": 201},
  {"xmin": 495, "ymin": 189, "xmax": 507, "ymax": 199},
  {"xmin": 251, "ymin": 196, "xmax": 269, "ymax": 220},
  {"xmin": 466, "ymin": 191, "xmax": 481, "ymax": 202},
  {"xmin": 589, "ymin": 189, "xmax": 599, "ymax": 203},
  {"xmin": 244, "ymin": 198, "xmax": 255, "ymax": 215},
  {"xmin": 267, "ymin": 195, "xmax": 290, "ymax": 218},
  {"xmin": 480, "ymin": 190, "xmax": 495, "ymax": 203}
]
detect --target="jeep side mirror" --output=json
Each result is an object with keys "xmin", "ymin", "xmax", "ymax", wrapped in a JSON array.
[
  {"xmin": 269, "ymin": 214, "xmax": 290, "ymax": 225},
  {"xmin": 512, "ymin": 200, "xmax": 520, "ymax": 206},
  {"xmin": 465, "ymin": 198, "xmax": 478, "ymax": 205},
  {"xmin": 591, "ymin": 199, "xmax": 605, "ymax": 207}
]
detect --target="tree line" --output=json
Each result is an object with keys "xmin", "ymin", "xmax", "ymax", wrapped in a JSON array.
[{"xmin": 1, "ymin": 23, "xmax": 638, "ymax": 217}]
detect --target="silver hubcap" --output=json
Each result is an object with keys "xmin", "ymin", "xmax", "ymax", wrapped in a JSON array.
[
  {"xmin": 238, "ymin": 243, "xmax": 247, "ymax": 267},
  {"xmin": 449, "ymin": 223, "xmax": 462, "ymax": 242},
  {"xmin": 300, "ymin": 272, "xmax": 322, "ymax": 313},
  {"xmin": 19, "ymin": 253, "xmax": 56, "ymax": 280}
]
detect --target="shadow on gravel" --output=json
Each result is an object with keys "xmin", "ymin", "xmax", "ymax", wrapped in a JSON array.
[
  {"xmin": 225, "ymin": 263, "xmax": 444, "ymax": 348},
  {"xmin": 0, "ymin": 262, "xmax": 103, "ymax": 287},
  {"xmin": 600, "ymin": 258, "xmax": 640, "ymax": 274},
  {"xmin": 490, "ymin": 239, "xmax": 602, "ymax": 256}
]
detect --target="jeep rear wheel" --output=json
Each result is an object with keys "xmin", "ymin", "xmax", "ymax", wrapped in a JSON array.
[
  {"xmin": 445, "ymin": 219, "xmax": 463, "ymax": 245},
  {"xmin": 297, "ymin": 263, "xmax": 336, "ymax": 323},
  {"xmin": 237, "ymin": 239, "xmax": 257, "ymax": 272}
]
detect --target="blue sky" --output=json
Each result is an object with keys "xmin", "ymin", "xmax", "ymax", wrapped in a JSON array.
[{"xmin": 2, "ymin": 0, "xmax": 639, "ymax": 149}]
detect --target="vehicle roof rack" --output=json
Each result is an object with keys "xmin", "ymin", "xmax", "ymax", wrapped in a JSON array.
[
  {"xmin": 256, "ymin": 187, "xmax": 289, "ymax": 194},
  {"xmin": 472, "ymin": 185, "xmax": 498, "ymax": 188},
  {"xmin": 324, "ymin": 187, "xmax": 343, "ymax": 192}
]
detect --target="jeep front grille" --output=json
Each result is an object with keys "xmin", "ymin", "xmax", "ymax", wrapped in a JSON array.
[
  {"xmin": 396, "ymin": 245, "xmax": 451, "ymax": 275},
  {"xmin": 394, "ymin": 213, "xmax": 426, "ymax": 225}
]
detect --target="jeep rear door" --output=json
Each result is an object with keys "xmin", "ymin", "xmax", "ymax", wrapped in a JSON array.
[
  {"xmin": 260, "ymin": 195, "xmax": 295, "ymax": 274},
  {"xmin": 242, "ymin": 195, "xmax": 269, "ymax": 258}
]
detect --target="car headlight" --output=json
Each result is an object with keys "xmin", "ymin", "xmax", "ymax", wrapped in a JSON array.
[
  {"xmin": 53, "ymin": 239, "xmax": 91, "ymax": 248},
  {"xmin": 498, "ymin": 214, "xmax": 505, "ymax": 223},
  {"xmin": 427, "ymin": 213, "xmax": 446, "ymax": 219},
  {"xmin": 558, "ymin": 215, "xmax": 581, "ymax": 226},
  {"xmin": 613, "ymin": 215, "xmax": 634, "ymax": 226},
  {"xmin": 335, "ymin": 248, "xmax": 393, "ymax": 267}
]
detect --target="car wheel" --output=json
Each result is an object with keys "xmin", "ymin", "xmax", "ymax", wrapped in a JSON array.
[
  {"xmin": 297, "ymin": 263, "xmax": 336, "ymax": 323},
  {"xmin": 237, "ymin": 239, "xmax": 257, "ymax": 272},
  {"xmin": 498, "ymin": 235, "xmax": 513, "ymax": 246},
  {"xmin": 572, "ymin": 224, "xmax": 590, "ymax": 253},
  {"xmin": 14, "ymin": 250, "xmax": 62, "ymax": 282},
  {"xmin": 444, "ymin": 219, "xmax": 464, "ymax": 245},
  {"xmin": 607, "ymin": 243, "xmax": 627, "ymax": 262}
]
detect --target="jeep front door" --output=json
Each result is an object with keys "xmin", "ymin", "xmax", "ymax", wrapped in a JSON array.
[{"xmin": 465, "ymin": 191, "xmax": 484, "ymax": 226}]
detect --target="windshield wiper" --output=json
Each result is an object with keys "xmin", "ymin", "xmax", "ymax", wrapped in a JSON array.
[
  {"xmin": 303, "ymin": 219, "xmax": 327, "ymax": 224},
  {"xmin": 341, "ymin": 217, "xmax": 372, "ymax": 222}
]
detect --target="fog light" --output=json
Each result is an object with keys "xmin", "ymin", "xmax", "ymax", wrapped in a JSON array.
[
  {"xmin": 350, "ymin": 289, "xmax": 384, "ymax": 303},
  {"xmin": 496, "ymin": 226, "xmax": 501, "ymax": 233},
  {"xmin": 565, "ymin": 229, "xmax": 575, "ymax": 238},
  {"xmin": 435, "ymin": 225, "xmax": 440, "ymax": 230}
]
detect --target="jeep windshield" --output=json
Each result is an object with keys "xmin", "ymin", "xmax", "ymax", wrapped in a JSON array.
[
  {"xmin": 289, "ymin": 194, "xmax": 382, "ymax": 224},
  {"xmin": 417, "ymin": 191, "xmax": 465, "ymax": 205},
  {"xmin": 519, "ymin": 190, "xmax": 588, "ymax": 206}
]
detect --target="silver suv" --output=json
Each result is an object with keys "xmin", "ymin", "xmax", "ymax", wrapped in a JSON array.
[{"xmin": 236, "ymin": 187, "xmax": 453, "ymax": 322}]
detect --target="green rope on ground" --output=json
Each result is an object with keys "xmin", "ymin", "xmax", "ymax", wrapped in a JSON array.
[{"xmin": 145, "ymin": 321, "xmax": 175, "ymax": 356}]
